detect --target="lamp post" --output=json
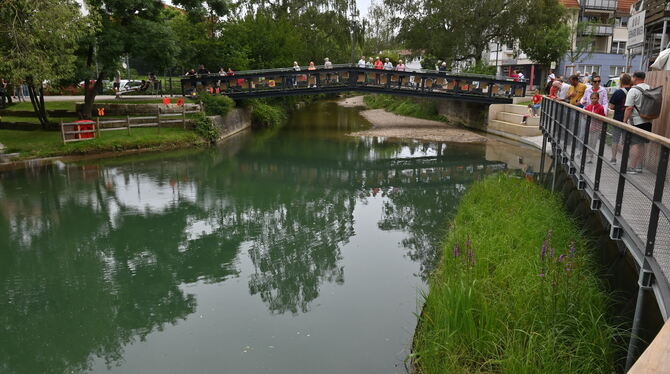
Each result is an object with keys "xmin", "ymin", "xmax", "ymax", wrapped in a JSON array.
[{"xmin": 349, "ymin": 0, "xmax": 359, "ymax": 65}]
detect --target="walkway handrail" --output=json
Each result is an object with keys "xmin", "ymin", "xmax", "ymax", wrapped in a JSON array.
[
  {"xmin": 539, "ymin": 96, "xmax": 670, "ymax": 370},
  {"xmin": 546, "ymin": 97, "xmax": 670, "ymax": 148}
]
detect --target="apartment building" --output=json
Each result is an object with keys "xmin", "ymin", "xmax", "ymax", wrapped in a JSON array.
[
  {"xmin": 486, "ymin": 0, "xmax": 641, "ymax": 87},
  {"xmin": 558, "ymin": 0, "xmax": 641, "ymax": 78}
]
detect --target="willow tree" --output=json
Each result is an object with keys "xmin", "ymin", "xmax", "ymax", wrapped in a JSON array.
[{"xmin": 0, "ymin": 0, "xmax": 82, "ymax": 128}]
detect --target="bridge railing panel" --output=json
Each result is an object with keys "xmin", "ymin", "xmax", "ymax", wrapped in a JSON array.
[
  {"xmin": 181, "ymin": 66, "xmax": 527, "ymax": 102},
  {"xmin": 540, "ymin": 97, "xmax": 670, "ymax": 319}
]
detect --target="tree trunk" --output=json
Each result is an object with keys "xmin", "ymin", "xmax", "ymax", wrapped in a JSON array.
[
  {"xmin": 81, "ymin": 71, "xmax": 106, "ymax": 119},
  {"xmin": 26, "ymin": 76, "xmax": 49, "ymax": 129}
]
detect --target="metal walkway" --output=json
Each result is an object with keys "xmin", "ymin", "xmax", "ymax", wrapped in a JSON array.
[
  {"xmin": 181, "ymin": 65, "xmax": 527, "ymax": 104},
  {"xmin": 540, "ymin": 98, "xmax": 670, "ymax": 370}
]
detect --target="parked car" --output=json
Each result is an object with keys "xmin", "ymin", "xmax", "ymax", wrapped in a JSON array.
[
  {"xmin": 604, "ymin": 77, "xmax": 620, "ymax": 97},
  {"xmin": 118, "ymin": 80, "xmax": 142, "ymax": 92}
]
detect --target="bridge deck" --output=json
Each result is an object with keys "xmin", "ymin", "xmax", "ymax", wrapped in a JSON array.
[
  {"xmin": 181, "ymin": 65, "xmax": 527, "ymax": 104},
  {"xmin": 541, "ymin": 98, "xmax": 670, "ymax": 317}
]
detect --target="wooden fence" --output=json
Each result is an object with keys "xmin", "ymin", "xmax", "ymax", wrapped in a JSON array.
[
  {"xmin": 60, "ymin": 108, "xmax": 199, "ymax": 144},
  {"xmin": 643, "ymin": 71, "xmax": 670, "ymax": 139}
]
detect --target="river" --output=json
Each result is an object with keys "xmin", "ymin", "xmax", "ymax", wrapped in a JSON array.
[{"xmin": 0, "ymin": 101, "xmax": 541, "ymax": 374}]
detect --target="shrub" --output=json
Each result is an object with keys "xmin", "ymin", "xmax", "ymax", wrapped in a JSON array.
[
  {"xmin": 249, "ymin": 99, "xmax": 286, "ymax": 127},
  {"xmin": 197, "ymin": 93, "xmax": 235, "ymax": 117},
  {"xmin": 363, "ymin": 95, "xmax": 442, "ymax": 121},
  {"xmin": 191, "ymin": 112, "xmax": 219, "ymax": 143}
]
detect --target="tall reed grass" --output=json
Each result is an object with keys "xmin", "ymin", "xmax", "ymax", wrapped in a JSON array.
[{"xmin": 412, "ymin": 174, "xmax": 621, "ymax": 373}]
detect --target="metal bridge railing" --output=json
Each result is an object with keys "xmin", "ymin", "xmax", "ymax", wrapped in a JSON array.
[
  {"xmin": 180, "ymin": 66, "xmax": 527, "ymax": 103},
  {"xmin": 540, "ymin": 97, "xmax": 670, "ymax": 370}
]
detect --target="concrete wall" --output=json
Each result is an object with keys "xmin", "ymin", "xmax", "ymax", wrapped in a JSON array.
[
  {"xmin": 435, "ymin": 100, "xmax": 489, "ymax": 130},
  {"xmin": 209, "ymin": 108, "xmax": 251, "ymax": 140}
]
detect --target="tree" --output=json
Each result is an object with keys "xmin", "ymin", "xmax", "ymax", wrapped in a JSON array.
[
  {"xmin": 363, "ymin": 0, "xmax": 398, "ymax": 54},
  {"xmin": 0, "ymin": 0, "xmax": 82, "ymax": 128},
  {"xmin": 566, "ymin": 19, "xmax": 597, "ymax": 67},
  {"xmin": 518, "ymin": 0, "xmax": 571, "ymax": 69},
  {"xmin": 79, "ymin": 0, "xmax": 191, "ymax": 119},
  {"xmin": 387, "ymin": 0, "xmax": 532, "ymax": 66}
]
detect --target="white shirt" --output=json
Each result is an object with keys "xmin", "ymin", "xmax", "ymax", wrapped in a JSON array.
[
  {"xmin": 625, "ymin": 83, "xmax": 651, "ymax": 125},
  {"xmin": 546, "ymin": 73, "xmax": 555, "ymax": 83},
  {"xmin": 517, "ymin": 72, "xmax": 525, "ymax": 81},
  {"xmin": 324, "ymin": 61, "xmax": 333, "ymax": 69},
  {"xmin": 580, "ymin": 85, "xmax": 608, "ymax": 114},
  {"xmin": 357, "ymin": 59, "xmax": 366, "ymax": 68},
  {"xmin": 558, "ymin": 83, "xmax": 570, "ymax": 100},
  {"xmin": 384, "ymin": 62, "xmax": 393, "ymax": 70}
]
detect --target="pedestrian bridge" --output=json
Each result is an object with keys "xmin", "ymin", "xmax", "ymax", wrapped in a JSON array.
[{"xmin": 181, "ymin": 65, "xmax": 527, "ymax": 104}]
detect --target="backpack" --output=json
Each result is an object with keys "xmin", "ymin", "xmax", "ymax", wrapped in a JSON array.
[{"xmin": 631, "ymin": 85, "xmax": 663, "ymax": 120}]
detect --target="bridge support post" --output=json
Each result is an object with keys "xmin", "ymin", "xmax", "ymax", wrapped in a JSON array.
[
  {"xmin": 626, "ymin": 262, "xmax": 654, "ymax": 372},
  {"xmin": 551, "ymin": 147, "xmax": 559, "ymax": 192},
  {"xmin": 540, "ymin": 134, "xmax": 547, "ymax": 178}
]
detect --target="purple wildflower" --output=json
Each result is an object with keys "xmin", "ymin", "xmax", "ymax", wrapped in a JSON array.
[
  {"xmin": 453, "ymin": 242, "xmax": 459, "ymax": 257},
  {"xmin": 549, "ymin": 247, "xmax": 554, "ymax": 258},
  {"xmin": 540, "ymin": 240, "xmax": 547, "ymax": 261},
  {"xmin": 538, "ymin": 272, "xmax": 545, "ymax": 278},
  {"xmin": 569, "ymin": 241, "xmax": 576, "ymax": 258},
  {"xmin": 558, "ymin": 254, "xmax": 566, "ymax": 263}
]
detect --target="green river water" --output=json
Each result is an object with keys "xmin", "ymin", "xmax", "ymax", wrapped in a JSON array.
[{"xmin": 0, "ymin": 101, "xmax": 541, "ymax": 374}]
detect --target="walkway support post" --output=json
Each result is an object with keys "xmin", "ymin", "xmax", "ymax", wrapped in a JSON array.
[{"xmin": 626, "ymin": 262, "xmax": 654, "ymax": 371}]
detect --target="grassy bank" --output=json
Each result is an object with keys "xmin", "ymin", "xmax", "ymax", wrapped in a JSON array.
[
  {"xmin": 1, "ymin": 128, "xmax": 204, "ymax": 159},
  {"xmin": 412, "ymin": 175, "xmax": 619, "ymax": 373},
  {"xmin": 363, "ymin": 94, "xmax": 446, "ymax": 122}
]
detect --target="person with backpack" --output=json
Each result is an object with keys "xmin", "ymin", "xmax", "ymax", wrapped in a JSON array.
[
  {"xmin": 623, "ymin": 71, "xmax": 663, "ymax": 174},
  {"xmin": 608, "ymin": 73, "xmax": 632, "ymax": 164}
]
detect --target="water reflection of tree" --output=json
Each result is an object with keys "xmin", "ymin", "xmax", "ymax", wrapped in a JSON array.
[
  {"xmin": 0, "ymin": 133, "xmax": 501, "ymax": 373},
  {"xmin": 373, "ymin": 141, "xmax": 501, "ymax": 280}
]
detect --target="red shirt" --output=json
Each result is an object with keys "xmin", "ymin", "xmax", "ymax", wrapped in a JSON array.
[
  {"xmin": 374, "ymin": 60, "xmax": 384, "ymax": 69},
  {"xmin": 532, "ymin": 94, "xmax": 542, "ymax": 104},
  {"xmin": 584, "ymin": 102, "xmax": 605, "ymax": 116},
  {"xmin": 549, "ymin": 86, "xmax": 558, "ymax": 99},
  {"xmin": 584, "ymin": 103, "xmax": 605, "ymax": 132}
]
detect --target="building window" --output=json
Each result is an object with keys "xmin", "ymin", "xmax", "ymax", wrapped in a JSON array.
[
  {"xmin": 565, "ymin": 65, "xmax": 576, "ymax": 76},
  {"xmin": 505, "ymin": 42, "xmax": 514, "ymax": 50},
  {"xmin": 614, "ymin": 17, "xmax": 629, "ymax": 28},
  {"xmin": 577, "ymin": 64, "xmax": 601, "ymax": 75},
  {"xmin": 611, "ymin": 41, "xmax": 626, "ymax": 54},
  {"xmin": 609, "ymin": 65, "xmax": 626, "ymax": 77}
]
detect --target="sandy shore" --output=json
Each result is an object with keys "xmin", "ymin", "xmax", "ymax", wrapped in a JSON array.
[
  {"xmin": 338, "ymin": 95, "xmax": 367, "ymax": 107},
  {"xmin": 340, "ymin": 96, "xmax": 487, "ymax": 143}
]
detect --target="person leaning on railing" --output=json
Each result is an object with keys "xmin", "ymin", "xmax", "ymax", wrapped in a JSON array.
[
  {"xmin": 622, "ymin": 71, "xmax": 652, "ymax": 174},
  {"xmin": 566, "ymin": 74, "xmax": 586, "ymax": 107},
  {"xmin": 608, "ymin": 73, "xmax": 632, "ymax": 164}
]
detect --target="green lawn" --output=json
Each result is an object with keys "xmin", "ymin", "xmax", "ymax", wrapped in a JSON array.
[
  {"xmin": 1, "ymin": 116, "xmax": 79, "ymax": 124},
  {"xmin": 0, "ymin": 127, "xmax": 204, "ymax": 159},
  {"xmin": 412, "ymin": 174, "xmax": 620, "ymax": 373},
  {"xmin": 3, "ymin": 101, "xmax": 77, "ymax": 112}
]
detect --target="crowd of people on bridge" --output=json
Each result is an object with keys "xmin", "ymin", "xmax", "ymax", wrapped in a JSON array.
[
  {"xmin": 542, "ymin": 69, "xmax": 656, "ymax": 175},
  {"xmin": 0, "ymin": 78, "xmax": 28, "ymax": 107}
]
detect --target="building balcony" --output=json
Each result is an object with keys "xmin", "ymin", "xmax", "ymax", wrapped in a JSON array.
[
  {"xmin": 580, "ymin": 24, "xmax": 614, "ymax": 36},
  {"xmin": 645, "ymin": 0, "xmax": 670, "ymax": 26},
  {"xmin": 581, "ymin": 0, "xmax": 617, "ymax": 11}
]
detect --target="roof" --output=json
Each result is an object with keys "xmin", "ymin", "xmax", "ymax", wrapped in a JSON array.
[
  {"xmin": 559, "ymin": 0, "xmax": 580, "ymax": 9},
  {"xmin": 617, "ymin": 0, "xmax": 636, "ymax": 14}
]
